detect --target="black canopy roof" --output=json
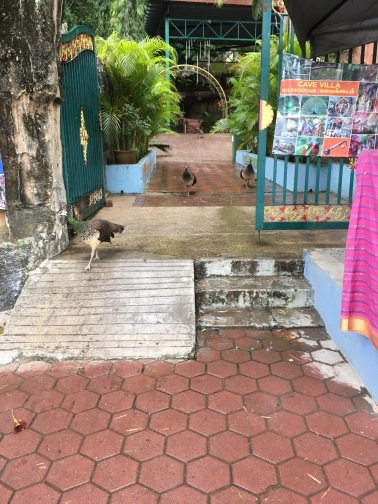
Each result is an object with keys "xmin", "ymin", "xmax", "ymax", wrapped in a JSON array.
[{"xmin": 284, "ymin": 0, "xmax": 378, "ymax": 57}]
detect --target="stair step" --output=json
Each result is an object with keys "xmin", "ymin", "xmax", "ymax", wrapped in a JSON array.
[
  {"xmin": 196, "ymin": 275, "xmax": 313, "ymax": 309},
  {"xmin": 197, "ymin": 306, "xmax": 324, "ymax": 329},
  {"xmin": 195, "ymin": 258, "xmax": 304, "ymax": 279}
]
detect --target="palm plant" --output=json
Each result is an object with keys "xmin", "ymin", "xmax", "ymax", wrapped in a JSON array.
[
  {"xmin": 96, "ymin": 35, "xmax": 181, "ymax": 160},
  {"xmin": 212, "ymin": 32, "xmax": 305, "ymax": 155}
]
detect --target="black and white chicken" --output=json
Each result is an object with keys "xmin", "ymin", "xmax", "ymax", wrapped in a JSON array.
[
  {"xmin": 240, "ymin": 162, "xmax": 255, "ymax": 188},
  {"xmin": 61, "ymin": 211, "xmax": 124, "ymax": 271},
  {"xmin": 180, "ymin": 164, "xmax": 197, "ymax": 195}
]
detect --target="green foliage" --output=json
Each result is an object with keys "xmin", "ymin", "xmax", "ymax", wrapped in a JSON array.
[
  {"xmin": 212, "ymin": 31, "xmax": 306, "ymax": 155},
  {"xmin": 96, "ymin": 34, "xmax": 182, "ymax": 159},
  {"xmin": 63, "ymin": 0, "xmax": 147, "ymax": 39}
]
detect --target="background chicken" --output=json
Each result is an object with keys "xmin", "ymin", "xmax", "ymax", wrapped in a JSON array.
[
  {"xmin": 61, "ymin": 211, "xmax": 124, "ymax": 271},
  {"xmin": 180, "ymin": 164, "xmax": 197, "ymax": 195},
  {"xmin": 240, "ymin": 162, "xmax": 255, "ymax": 188}
]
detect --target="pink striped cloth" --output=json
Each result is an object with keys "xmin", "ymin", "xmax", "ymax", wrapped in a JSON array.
[{"xmin": 341, "ymin": 149, "xmax": 378, "ymax": 350}]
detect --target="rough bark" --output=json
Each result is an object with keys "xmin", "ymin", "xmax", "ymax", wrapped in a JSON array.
[{"xmin": 0, "ymin": 0, "xmax": 69, "ymax": 310}]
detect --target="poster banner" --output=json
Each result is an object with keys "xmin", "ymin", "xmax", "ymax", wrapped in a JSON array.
[
  {"xmin": 0, "ymin": 155, "xmax": 6, "ymax": 210},
  {"xmin": 272, "ymin": 54, "xmax": 378, "ymax": 158}
]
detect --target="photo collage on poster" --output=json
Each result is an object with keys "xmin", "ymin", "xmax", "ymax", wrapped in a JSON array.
[{"xmin": 272, "ymin": 54, "xmax": 378, "ymax": 158}]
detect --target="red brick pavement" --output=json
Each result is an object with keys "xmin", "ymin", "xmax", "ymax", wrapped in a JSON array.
[{"xmin": 1, "ymin": 327, "xmax": 377, "ymax": 503}]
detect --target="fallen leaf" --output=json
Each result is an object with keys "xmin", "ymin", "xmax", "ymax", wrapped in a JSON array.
[{"xmin": 11, "ymin": 409, "xmax": 27, "ymax": 433}]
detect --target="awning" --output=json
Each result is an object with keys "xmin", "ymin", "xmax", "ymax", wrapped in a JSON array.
[{"xmin": 283, "ymin": 0, "xmax": 378, "ymax": 57}]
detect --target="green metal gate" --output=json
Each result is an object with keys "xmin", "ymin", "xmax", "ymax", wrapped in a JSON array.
[
  {"xmin": 255, "ymin": 0, "xmax": 377, "ymax": 233},
  {"xmin": 60, "ymin": 25, "xmax": 105, "ymax": 220}
]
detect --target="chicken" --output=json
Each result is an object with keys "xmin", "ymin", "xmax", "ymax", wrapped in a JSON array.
[
  {"xmin": 60, "ymin": 211, "xmax": 124, "ymax": 271},
  {"xmin": 180, "ymin": 164, "xmax": 197, "ymax": 195},
  {"xmin": 240, "ymin": 162, "xmax": 255, "ymax": 188}
]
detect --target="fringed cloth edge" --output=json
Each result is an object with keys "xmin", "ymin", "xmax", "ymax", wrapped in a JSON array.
[{"xmin": 341, "ymin": 316, "xmax": 378, "ymax": 350}]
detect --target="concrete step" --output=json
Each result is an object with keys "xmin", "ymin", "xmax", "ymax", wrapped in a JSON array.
[
  {"xmin": 196, "ymin": 275, "xmax": 313, "ymax": 309},
  {"xmin": 197, "ymin": 306, "xmax": 324, "ymax": 329},
  {"xmin": 195, "ymin": 258, "xmax": 304, "ymax": 279}
]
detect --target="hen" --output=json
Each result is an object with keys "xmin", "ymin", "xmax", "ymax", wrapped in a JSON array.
[
  {"xmin": 180, "ymin": 164, "xmax": 197, "ymax": 195},
  {"xmin": 240, "ymin": 162, "xmax": 255, "ymax": 189},
  {"xmin": 61, "ymin": 211, "xmax": 124, "ymax": 271}
]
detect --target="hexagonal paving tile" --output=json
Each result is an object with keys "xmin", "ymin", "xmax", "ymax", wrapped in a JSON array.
[
  {"xmin": 345, "ymin": 412, "xmax": 378, "ymax": 440},
  {"xmin": 207, "ymin": 360, "xmax": 237, "ymax": 378},
  {"xmin": 189, "ymin": 409, "xmax": 226, "ymax": 436},
  {"xmin": 260, "ymin": 488, "xmax": 307, "ymax": 503},
  {"xmin": 0, "ymin": 429, "xmax": 42, "ymax": 459},
  {"xmin": 224, "ymin": 375, "xmax": 257, "ymax": 395},
  {"xmin": 174, "ymin": 360, "xmax": 205, "ymax": 378},
  {"xmin": 316, "ymin": 393, "xmax": 355, "ymax": 416},
  {"xmin": 47, "ymin": 454, "xmax": 94, "ymax": 491},
  {"xmin": 61, "ymin": 390, "xmax": 99, "ymax": 413},
  {"xmin": 251, "ymin": 431, "xmax": 294, "ymax": 463},
  {"xmin": 291, "ymin": 376, "xmax": 327, "ymax": 397},
  {"xmin": 139, "ymin": 455, "xmax": 184, "ymax": 492},
  {"xmin": 307, "ymin": 411, "xmax": 348, "ymax": 438},
  {"xmin": 19, "ymin": 374, "xmax": 56, "ymax": 395},
  {"xmin": 302, "ymin": 362, "xmax": 335, "ymax": 380},
  {"xmin": 208, "ymin": 390, "xmax": 243, "ymax": 414},
  {"xmin": 111, "ymin": 484, "xmax": 158, "ymax": 504},
  {"xmin": 281, "ymin": 392, "xmax": 317, "ymax": 416},
  {"xmin": 71, "ymin": 408, "xmax": 110, "ymax": 435},
  {"xmin": 92, "ymin": 454, "xmax": 138, "ymax": 492},
  {"xmin": 98, "ymin": 389, "xmax": 134, "ymax": 413},
  {"xmin": 222, "ymin": 348, "xmax": 250, "ymax": 363},
  {"xmin": 32, "ymin": 408, "xmax": 73, "ymax": 434},
  {"xmin": 123, "ymin": 429, "xmax": 165, "ymax": 461},
  {"xmin": 205, "ymin": 335, "xmax": 234, "ymax": 351},
  {"xmin": 196, "ymin": 347, "xmax": 221, "ymax": 363},
  {"xmin": 87, "ymin": 375, "xmax": 122, "ymax": 395},
  {"xmin": 122, "ymin": 374, "xmax": 156, "ymax": 394},
  {"xmin": 10, "ymin": 483, "xmax": 60, "ymax": 504},
  {"xmin": 267, "ymin": 410, "xmax": 307, "ymax": 438},
  {"xmin": 271, "ymin": 361, "xmax": 303, "ymax": 379},
  {"xmin": 47, "ymin": 361, "xmax": 80, "ymax": 378},
  {"xmin": 239, "ymin": 361, "xmax": 269, "ymax": 379},
  {"xmin": 187, "ymin": 456, "xmax": 230, "ymax": 493},
  {"xmin": 293, "ymin": 432, "xmax": 338, "ymax": 464},
  {"xmin": 55, "ymin": 374, "xmax": 89, "ymax": 394},
  {"xmin": 110, "ymin": 409, "xmax": 148, "ymax": 435},
  {"xmin": 144, "ymin": 361, "xmax": 174, "ymax": 377},
  {"xmin": 310, "ymin": 488, "xmax": 359, "ymax": 504},
  {"xmin": 251, "ymin": 348, "xmax": 281, "ymax": 364},
  {"xmin": 244, "ymin": 391, "xmax": 280, "ymax": 415},
  {"xmin": 60, "ymin": 483, "xmax": 109, "ymax": 504},
  {"xmin": 79, "ymin": 361, "xmax": 112, "ymax": 378},
  {"xmin": 166, "ymin": 430, "xmax": 207, "ymax": 462},
  {"xmin": 312, "ymin": 348, "xmax": 344, "ymax": 365},
  {"xmin": 80, "ymin": 429, "xmax": 123, "ymax": 460},
  {"xmin": 325, "ymin": 459, "xmax": 376, "ymax": 497},
  {"xmin": 25, "ymin": 390, "xmax": 64, "ymax": 413},
  {"xmin": 336, "ymin": 433, "xmax": 378, "ymax": 465},
  {"xmin": 156, "ymin": 374, "xmax": 189, "ymax": 394},
  {"xmin": 16, "ymin": 361, "xmax": 50, "ymax": 377},
  {"xmin": 111, "ymin": 360, "xmax": 143, "ymax": 378},
  {"xmin": 209, "ymin": 431, "xmax": 250, "ymax": 462},
  {"xmin": 171, "ymin": 390, "xmax": 206, "ymax": 413},
  {"xmin": 135, "ymin": 390, "xmax": 170, "ymax": 413},
  {"xmin": 149, "ymin": 409, "xmax": 187, "ymax": 435},
  {"xmin": 258, "ymin": 375, "xmax": 292, "ymax": 395},
  {"xmin": 160, "ymin": 485, "xmax": 207, "ymax": 503},
  {"xmin": 228, "ymin": 410, "xmax": 266, "ymax": 437},
  {"xmin": 233, "ymin": 457, "xmax": 277, "ymax": 494},
  {"xmin": 0, "ymin": 389, "xmax": 28, "ymax": 414},
  {"xmin": 190, "ymin": 374, "xmax": 222, "ymax": 395},
  {"xmin": 235, "ymin": 336, "xmax": 262, "ymax": 351},
  {"xmin": 211, "ymin": 486, "xmax": 257, "ymax": 503},
  {"xmin": 2, "ymin": 453, "xmax": 50, "ymax": 490},
  {"xmin": 38, "ymin": 429, "xmax": 82, "ymax": 460},
  {"xmin": 279, "ymin": 458, "xmax": 326, "ymax": 496}
]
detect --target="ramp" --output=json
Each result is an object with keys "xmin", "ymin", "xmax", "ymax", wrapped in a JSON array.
[{"xmin": 2, "ymin": 256, "xmax": 196, "ymax": 360}]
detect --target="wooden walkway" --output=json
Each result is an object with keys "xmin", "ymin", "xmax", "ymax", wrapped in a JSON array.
[{"xmin": 2, "ymin": 256, "xmax": 196, "ymax": 360}]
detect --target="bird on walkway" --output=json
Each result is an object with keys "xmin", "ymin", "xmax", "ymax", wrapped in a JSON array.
[
  {"xmin": 240, "ymin": 162, "xmax": 255, "ymax": 188},
  {"xmin": 180, "ymin": 164, "xmax": 197, "ymax": 195},
  {"xmin": 60, "ymin": 211, "xmax": 124, "ymax": 271}
]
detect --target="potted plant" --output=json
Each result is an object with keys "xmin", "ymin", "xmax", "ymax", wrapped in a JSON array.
[{"xmin": 96, "ymin": 35, "xmax": 182, "ymax": 163}]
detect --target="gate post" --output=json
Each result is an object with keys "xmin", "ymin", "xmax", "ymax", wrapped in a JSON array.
[{"xmin": 255, "ymin": 0, "xmax": 272, "ymax": 232}]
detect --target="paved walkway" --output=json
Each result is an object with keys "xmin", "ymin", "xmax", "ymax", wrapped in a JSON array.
[
  {"xmin": 1, "ymin": 134, "xmax": 377, "ymax": 502},
  {"xmin": 1, "ymin": 327, "xmax": 377, "ymax": 503}
]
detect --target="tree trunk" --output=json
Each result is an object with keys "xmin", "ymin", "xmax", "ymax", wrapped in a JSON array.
[{"xmin": 0, "ymin": 0, "xmax": 69, "ymax": 310}]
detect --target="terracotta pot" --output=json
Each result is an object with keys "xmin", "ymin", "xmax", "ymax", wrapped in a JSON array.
[{"xmin": 114, "ymin": 150, "xmax": 135, "ymax": 164}]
